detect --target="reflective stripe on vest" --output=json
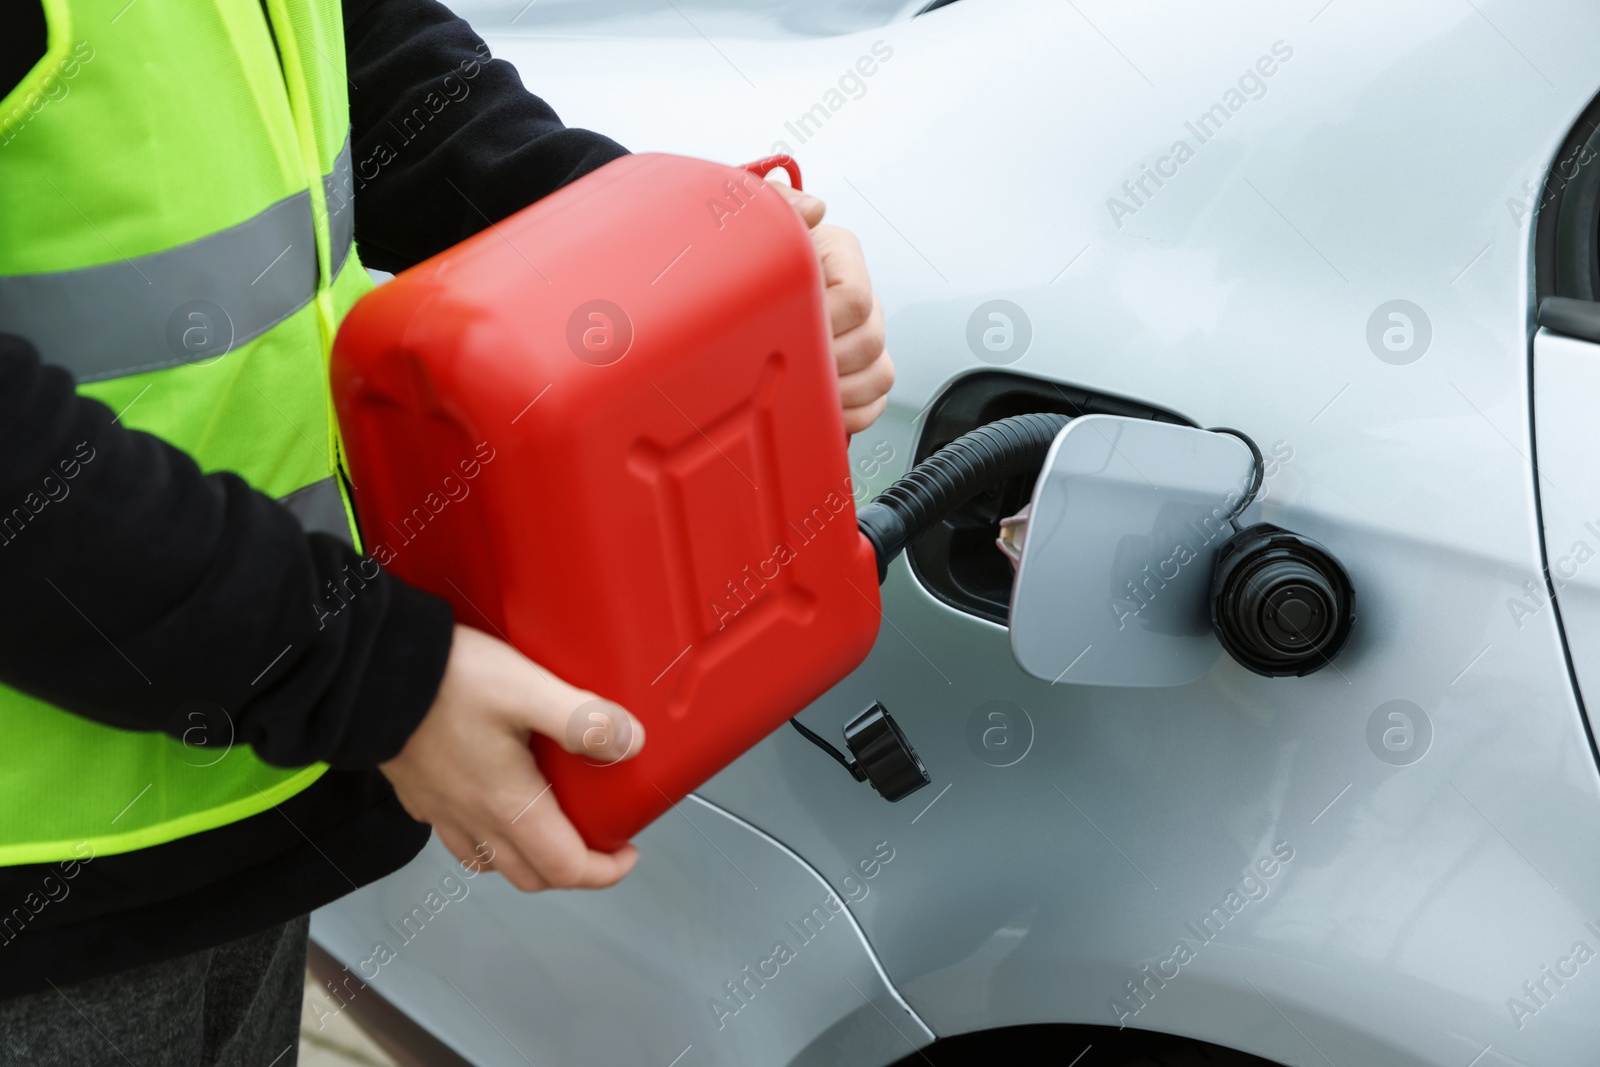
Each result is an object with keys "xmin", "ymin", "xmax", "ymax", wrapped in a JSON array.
[
  {"xmin": 0, "ymin": 138, "xmax": 352, "ymax": 383},
  {"xmin": 325, "ymin": 134, "xmax": 356, "ymax": 278},
  {"xmin": 281, "ymin": 475, "xmax": 355, "ymax": 542},
  {"xmin": 0, "ymin": 0, "xmax": 374, "ymax": 865}
]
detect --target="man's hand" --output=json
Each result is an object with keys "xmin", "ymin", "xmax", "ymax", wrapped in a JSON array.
[
  {"xmin": 772, "ymin": 183, "xmax": 895, "ymax": 434},
  {"xmin": 378, "ymin": 624, "xmax": 645, "ymax": 892}
]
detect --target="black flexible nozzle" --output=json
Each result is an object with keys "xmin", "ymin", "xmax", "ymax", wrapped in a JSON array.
[{"xmin": 857, "ymin": 412, "xmax": 1071, "ymax": 583}]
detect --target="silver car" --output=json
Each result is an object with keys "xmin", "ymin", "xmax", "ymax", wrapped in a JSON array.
[{"xmin": 310, "ymin": 1, "xmax": 1600, "ymax": 1064}]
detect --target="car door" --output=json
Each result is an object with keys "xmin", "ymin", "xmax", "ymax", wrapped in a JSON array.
[{"xmin": 1530, "ymin": 95, "xmax": 1600, "ymax": 755}]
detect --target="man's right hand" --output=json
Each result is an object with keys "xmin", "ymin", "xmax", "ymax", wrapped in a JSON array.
[{"xmin": 378, "ymin": 624, "xmax": 645, "ymax": 891}]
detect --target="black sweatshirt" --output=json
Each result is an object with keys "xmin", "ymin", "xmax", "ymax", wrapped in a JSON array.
[{"xmin": 0, "ymin": 0, "xmax": 628, "ymax": 997}]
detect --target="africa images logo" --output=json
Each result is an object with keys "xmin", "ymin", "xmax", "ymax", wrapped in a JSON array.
[
  {"xmin": 1105, "ymin": 41, "xmax": 1294, "ymax": 229},
  {"xmin": 1110, "ymin": 841, "xmax": 1295, "ymax": 1028}
]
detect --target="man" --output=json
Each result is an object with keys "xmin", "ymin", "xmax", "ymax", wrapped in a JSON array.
[{"xmin": 0, "ymin": 1, "xmax": 894, "ymax": 1062}]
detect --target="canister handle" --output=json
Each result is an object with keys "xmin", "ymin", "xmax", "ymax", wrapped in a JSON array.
[
  {"xmin": 744, "ymin": 153, "xmax": 836, "ymax": 437},
  {"xmin": 742, "ymin": 154, "xmax": 802, "ymax": 192}
]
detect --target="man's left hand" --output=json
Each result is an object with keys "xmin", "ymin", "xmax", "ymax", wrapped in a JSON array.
[{"xmin": 772, "ymin": 183, "xmax": 895, "ymax": 435}]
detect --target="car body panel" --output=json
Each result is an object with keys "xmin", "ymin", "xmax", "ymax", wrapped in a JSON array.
[
  {"xmin": 311, "ymin": 795, "xmax": 932, "ymax": 1066},
  {"xmin": 435, "ymin": 0, "xmax": 927, "ymax": 39},
  {"xmin": 321, "ymin": 2, "xmax": 1600, "ymax": 1064},
  {"xmin": 1533, "ymin": 327, "xmax": 1600, "ymax": 725}
]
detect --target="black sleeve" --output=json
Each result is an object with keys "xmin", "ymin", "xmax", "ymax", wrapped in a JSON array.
[
  {"xmin": 0, "ymin": 335, "xmax": 455, "ymax": 769},
  {"xmin": 0, "ymin": 4, "xmax": 47, "ymax": 99},
  {"xmin": 343, "ymin": 0, "xmax": 632, "ymax": 273}
]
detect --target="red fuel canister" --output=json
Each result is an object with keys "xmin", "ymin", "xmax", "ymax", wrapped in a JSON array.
[{"xmin": 331, "ymin": 153, "xmax": 883, "ymax": 851}]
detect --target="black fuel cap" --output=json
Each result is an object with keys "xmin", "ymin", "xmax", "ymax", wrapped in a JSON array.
[
  {"xmin": 1210, "ymin": 524, "xmax": 1354, "ymax": 677},
  {"xmin": 843, "ymin": 702, "xmax": 930, "ymax": 802}
]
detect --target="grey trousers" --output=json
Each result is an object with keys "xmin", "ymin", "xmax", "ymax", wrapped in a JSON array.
[{"xmin": 0, "ymin": 915, "xmax": 308, "ymax": 1067}]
